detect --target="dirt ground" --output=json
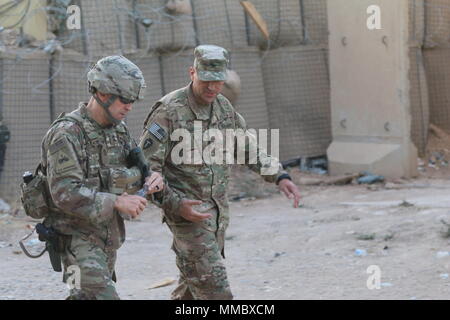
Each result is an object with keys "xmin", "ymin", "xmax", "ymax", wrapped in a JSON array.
[{"xmin": 3, "ymin": 129, "xmax": 450, "ymax": 300}]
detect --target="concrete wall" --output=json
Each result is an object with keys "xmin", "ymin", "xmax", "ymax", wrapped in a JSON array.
[{"xmin": 327, "ymin": 0, "xmax": 418, "ymax": 178}]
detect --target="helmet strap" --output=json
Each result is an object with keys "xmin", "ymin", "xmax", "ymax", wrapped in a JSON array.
[{"xmin": 93, "ymin": 93, "xmax": 121, "ymax": 126}]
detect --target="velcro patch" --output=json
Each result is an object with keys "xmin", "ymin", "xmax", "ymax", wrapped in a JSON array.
[
  {"xmin": 143, "ymin": 138, "xmax": 153, "ymax": 149},
  {"xmin": 49, "ymin": 138, "xmax": 66, "ymax": 155},
  {"xmin": 148, "ymin": 123, "xmax": 167, "ymax": 142}
]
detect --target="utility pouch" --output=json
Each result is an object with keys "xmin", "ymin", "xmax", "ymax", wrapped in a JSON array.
[
  {"xmin": 108, "ymin": 166, "xmax": 142, "ymax": 195},
  {"xmin": 20, "ymin": 164, "xmax": 51, "ymax": 219}
]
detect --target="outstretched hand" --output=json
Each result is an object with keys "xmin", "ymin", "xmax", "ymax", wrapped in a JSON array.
[{"xmin": 278, "ymin": 179, "xmax": 301, "ymax": 208}]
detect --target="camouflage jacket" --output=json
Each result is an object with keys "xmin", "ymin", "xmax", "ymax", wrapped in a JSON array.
[
  {"xmin": 42, "ymin": 103, "xmax": 137, "ymax": 250},
  {"xmin": 139, "ymin": 83, "xmax": 286, "ymax": 229}
]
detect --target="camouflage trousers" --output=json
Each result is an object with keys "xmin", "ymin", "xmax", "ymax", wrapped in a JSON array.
[
  {"xmin": 61, "ymin": 233, "xmax": 119, "ymax": 300},
  {"xmin": 166, "ymin": 206, "xmax": 233, "ymax": 300}
]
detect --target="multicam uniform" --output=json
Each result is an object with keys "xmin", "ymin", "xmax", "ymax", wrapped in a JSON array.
[
  {"xmin": 38, "ymin": 55, "xmax": 158, "ymax": 300},
  {"xmin": 42, "ymin": 103, "xmax": 140, "ymax": 299},
  {"xmin": 139, "ymin": 83, "xmax": 287, "ymax": 300}
]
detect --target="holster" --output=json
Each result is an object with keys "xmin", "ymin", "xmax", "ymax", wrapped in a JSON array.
[{"xmin": 36, "ymin": 223, "xmax": 68, "ymax": 272}]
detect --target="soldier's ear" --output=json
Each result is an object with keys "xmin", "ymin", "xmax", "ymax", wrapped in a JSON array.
[
  {"xmin": 189, "ymin": 67, "xmax": 195, "ymax": 81},
  {"xmin": 96, "ymin": 91, "xmax": 110, "ymax": 103}
]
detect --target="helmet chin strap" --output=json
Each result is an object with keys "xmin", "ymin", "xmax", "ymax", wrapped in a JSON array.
[{"xmin": 93, "ymin": 93, "xmax": 121, "ymax": 126}]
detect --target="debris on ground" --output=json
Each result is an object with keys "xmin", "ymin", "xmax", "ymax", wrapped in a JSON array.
[
  {"xmin": 357, "ymin": 171, "xmax": 385, "ymax": 184},
  {"xmin": 356, "ymin": 233, "xmax": 376, "ymax": 241},
  {"xmin": 147, "ymin": 277, "xmax": 177, "ymax": 290},
  {"xmin": 354, "ymin": 249, "xmax": 367, "ymax": 256}
]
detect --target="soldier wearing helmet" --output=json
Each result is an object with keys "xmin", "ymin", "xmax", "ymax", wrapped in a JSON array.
[{"xmin": 40, "ymin": 55, "xmax": 165, "ymax": 299}]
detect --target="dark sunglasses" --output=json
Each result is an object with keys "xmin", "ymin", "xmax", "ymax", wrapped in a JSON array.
[{"xmin": 118, "ymin": 96, "xmax": 135, "ymax": 104}]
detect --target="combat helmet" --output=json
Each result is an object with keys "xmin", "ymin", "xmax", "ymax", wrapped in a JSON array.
[{"xmin": 87, "ymin": 55, "xmax": 146, "ymax": 125}]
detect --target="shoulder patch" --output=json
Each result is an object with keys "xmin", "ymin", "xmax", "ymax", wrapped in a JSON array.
[
  {"xmin": 48, "ymin": 136, "xmax": 78, "ymax": 175},
  {"xmin": 143, "ymin": 138, "xmax": 153, "ymax": 149},
  {"xmin": 148, "ymin": 123, "xmax": 167, "ymax": 142}
]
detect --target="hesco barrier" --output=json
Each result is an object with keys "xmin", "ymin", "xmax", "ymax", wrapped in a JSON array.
[
  {"xmin": 159, "ymin": 50, "xmax": 194, "ymax": 95},
  {"xmin": 409, "ymin": 48, "xmax": 430, "ymax": 156},
  {"xmin": 124, "ymin": 52, "xmax": 164, "ymax": 140},
  {"xmin": 51, "ymin": 52, "xmax": 91, "ymax": 119},
  {"xmin": 424, "ymin": 0, "xmax": 450, "ymax": 48},
  {"xmin": 246, "ymin": 0, "xmax": 303, "ymax": 49},
  {"xmin": 423, "ymin": 48, "xmax": 450, "ymax": 133},
  {"xmin": 4, "ymin": 0, "xmax": 450, "ymax": 198},
  {"xmin": 303, "ymin": 0, "xmax": 328, "ymax": 45},
  {"xmin": 229, "ymin": 48, "xmax": 269, "ymax": 131},
  {"xmin": 0, "ymin": 52, "xmax": 51, "ymax": 198},
  {"xmin": 62, "ymin": 0, "xmax": 137, "ymax": 58},
  {"xmin": 261, "ymin": 46, "xmax": 331, "ymax": 161},
  {"xmin": 191, "ymin": 0, "xmax": 248, "ymax": 50},
  {"xmin": 134, "ymin": 0, "xmax": 196, "ymax": 53}
]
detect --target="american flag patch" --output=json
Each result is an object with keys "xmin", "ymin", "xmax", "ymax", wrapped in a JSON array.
[{"xmin": 148, "ymin": 122, "xmax": 166, "ymax": 142}]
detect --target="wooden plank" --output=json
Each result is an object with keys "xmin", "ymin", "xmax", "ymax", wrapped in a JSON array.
[{"xmin": 240, "ymin": 1, "xmax": 269, "ymax": 40}]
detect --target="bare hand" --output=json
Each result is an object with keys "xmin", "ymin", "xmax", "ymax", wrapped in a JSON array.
[
  {"xmin": 114, "ymin": 192, "xmax": 148, "ymax": 219},
  {"xmin": 179, "ymin": 199, "xmax": 212, "ymax": 222},
  {"xmin": 145, "ymin": 172, "xmax": 164, "ymax": 195},
  {"xmin": 278, "ymin": 179, "xmax": 301, "ymax": 208}
]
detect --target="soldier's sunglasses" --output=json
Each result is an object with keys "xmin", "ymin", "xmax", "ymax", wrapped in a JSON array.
[{"xmin": 118, "ymin": 96, "xmax": 135, "ymax": 104}]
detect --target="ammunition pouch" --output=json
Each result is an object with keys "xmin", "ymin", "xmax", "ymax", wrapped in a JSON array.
[
  {"xmin": 108, "ymin": 166, "xmax": 142, "ymax": 195},
  {"xmin": 20, "ymin": 164, "xmax": 51, "ymax": 219}
]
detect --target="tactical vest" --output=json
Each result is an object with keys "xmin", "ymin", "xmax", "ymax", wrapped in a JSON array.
[
  {"xmin": 46, "ymin": 109, "xmax": 142, "ymax": 197},
  {"xmin": 21, "ymin": 107, "xmax": 142, "ymax": 222}
]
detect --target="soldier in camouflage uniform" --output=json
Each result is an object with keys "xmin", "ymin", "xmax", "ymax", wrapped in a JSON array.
[
  {"xmin": 139, "ymin": 45, "xmax": 301, "ymax": 300},
  {"xmin": 41, "ymin": 56, "xmax": 166, "ymax": 300}
]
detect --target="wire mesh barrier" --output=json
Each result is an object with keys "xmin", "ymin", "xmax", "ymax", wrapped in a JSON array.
[
  {"xmin": 133, "ymin": 0, "xmax": 196, "ymax": 53},
  {"xmin": 409, "ymin": 48, "xmax": 430, "ymax": 156},
  {"xmin": 61, "ymin": 0, "xmax": 137, "ymax": 58},
  {"xmin": 124, "ymin": 51, "xmax": 163, "ymax": 139},
  {"xmin": 1, "ymin": 0, "xmax": 442, "ymax": 199},
  {"xmin": 261, "ymin": 46, "xmax": 331, "ymax": 160},
  {"xmin": 423, "ymin": 48, "xmax": 450, "ymax": 132},
  {"xmin": 229, "ymin": 47, "xmax": 269, "ymax": 131},
  {"xmin": 191, "ymin": 0, "xmax": 248, "ymax": 51},
  {"xmin": 0, "ymin": 52, "xmax": 52, "ymax": 198},
  {"xmin": 246, "ymin": 0, "xmax": 303, "ymax": 49}
]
